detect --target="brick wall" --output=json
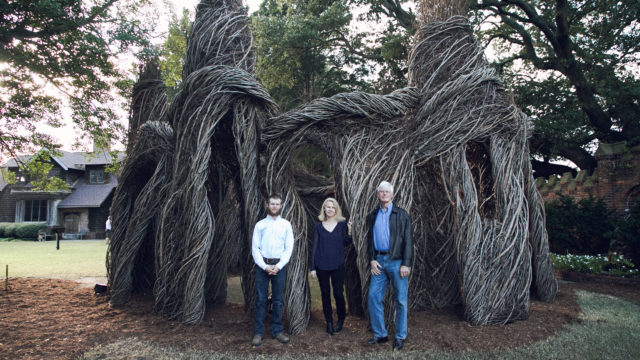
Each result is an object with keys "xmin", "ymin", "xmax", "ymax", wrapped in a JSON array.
[{"xmin": 537, "ymin": 142, "xmax": 640, "ymax": 213}]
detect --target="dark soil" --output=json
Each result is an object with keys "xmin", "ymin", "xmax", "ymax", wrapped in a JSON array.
[{"xmin": 1, "ymin": 275, "xmax": 639, "ymax": 359}]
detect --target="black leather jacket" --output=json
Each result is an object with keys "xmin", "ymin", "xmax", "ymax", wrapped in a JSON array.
[{"xmin": 366, "ymin": 204, "xmax": 413, "ymax": 267}]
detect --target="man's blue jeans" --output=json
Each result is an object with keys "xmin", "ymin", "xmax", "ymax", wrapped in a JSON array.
[
  {"xmin": 254, "ymin": 266, "xmax": 287, "ymax": 336},
  {"xmin": 368, "ymin": 254, "xmax": 408, "ymax": 340}
]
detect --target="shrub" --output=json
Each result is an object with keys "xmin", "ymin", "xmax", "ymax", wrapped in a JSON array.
[
  {"xmin": 610, "ymin": 200, "xmax": 640, "ymax": 267},
  {"xmin": 551, "ymin": 252, "xmax": 639, "ymax": 277},
  {"xmin": 545, "ymin": 196, "xmax": 614, "ymax": 255},
  {"xmin": 0, "ymin": 222, "xmax": 48, "ymax": 239},
  {"xmin": 551, "ymin": 253, "xmax": 608, "ymax": 274},
  {"xmin": 14, "ymin": 222, "xmax": 48, "ymax": 239},
  {"xmin": 3, "ymin": 223, "xmax": 19, "ymax": 238}
]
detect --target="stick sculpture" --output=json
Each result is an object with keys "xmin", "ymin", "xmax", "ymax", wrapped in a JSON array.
[{"xmin": 107, "ymin": 0, "xmax": 557, "ymax": 334}]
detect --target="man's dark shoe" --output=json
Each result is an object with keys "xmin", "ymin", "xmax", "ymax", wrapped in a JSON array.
[
  {"xmin": 334, "ymin": 318, "xmax": 344, "ymax": 333},
  {"xmin": 367, "ymin": 336, "xmax": 388, "ymax": 345},
  {"xmin": 274, "ymin": 332, "xmax": 290, "ymax": 344},
  {"xmin": 251, "ymin": 334, "xmax": 262, "ymax": 347},
  {"xmin": 393, "ymin": 338, "xmax": 404, "ymax": 350},
  {"xmin": 326, "ymin": 321, "xmax": 334, "ymax": 335}
]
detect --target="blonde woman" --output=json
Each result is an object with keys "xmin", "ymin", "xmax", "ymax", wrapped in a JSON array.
[{"xmin": 310, "ymin": 197, "xmax": 352, "ymax": 335}]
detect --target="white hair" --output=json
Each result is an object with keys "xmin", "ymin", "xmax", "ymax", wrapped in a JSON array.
[{"xmin": 377, "ymin": 181, "xmax": 394, "ymax": 194}]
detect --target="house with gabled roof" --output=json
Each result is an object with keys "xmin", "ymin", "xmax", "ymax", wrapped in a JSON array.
[{"xmin": 0, "ymin": 149, "xmax": 125, "ymax": 239}]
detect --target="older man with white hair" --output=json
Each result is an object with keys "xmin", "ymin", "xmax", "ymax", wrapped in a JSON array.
[{"xmin": 365, "ymin": 181, "xmax": 413, "ymax": 351}]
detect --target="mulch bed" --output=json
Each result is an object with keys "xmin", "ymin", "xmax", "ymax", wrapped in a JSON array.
[{"xmin": 1, "ymin": 274, "xmax": 639, "ymax": 359}]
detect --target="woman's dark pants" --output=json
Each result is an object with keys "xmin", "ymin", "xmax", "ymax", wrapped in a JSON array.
[{"xmin": 316, "ymin": 264, "xmax": 346, "ymax": 323}]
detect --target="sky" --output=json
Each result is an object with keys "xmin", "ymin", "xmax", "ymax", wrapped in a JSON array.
[{"xmin": 166, "ymin": 0, "xmax": 261, "ymax": 18}]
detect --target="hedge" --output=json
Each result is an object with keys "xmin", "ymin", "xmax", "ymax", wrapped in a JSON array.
[
  {"xmin": 1, "ymin": 223, "xmax": 19, "ymax": 238},
  {"xmin": 0, "ymin": 222, "xmax": 48, "ymax": 239},
  {"xmin": 611, "ymin": 200, "xmax": 640, "ymax": 267},
  {"xmin": 545, "ymin": 196, "xmax": 614, "ymax": 255},
  {"xmin": 546, "ymin": 197, "xmax": 640, "ymax": 269}
]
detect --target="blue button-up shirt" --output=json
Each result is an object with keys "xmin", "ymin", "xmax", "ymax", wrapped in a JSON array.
[{"xmin": 373, "ymin": 202, "xmax": 392, "ymax": 251}]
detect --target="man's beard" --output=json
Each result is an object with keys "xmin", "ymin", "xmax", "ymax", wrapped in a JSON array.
[{"xmin": 268, "ymin": 208, "xmax": 281, "ymax": 216}]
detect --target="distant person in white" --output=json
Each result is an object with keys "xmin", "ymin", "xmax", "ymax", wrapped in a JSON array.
[
  {"xmin": 251, "ymin": 194, "xmax": 294, "ymax": 347},
  {"xmin": 105, "ymin": 215, "xmax": 112, "ymax": 243}
]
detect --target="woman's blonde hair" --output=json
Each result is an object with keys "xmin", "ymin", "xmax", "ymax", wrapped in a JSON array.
[{"xmin": 318, "ymin": 197, "xmax": 346, "ymax": 222}]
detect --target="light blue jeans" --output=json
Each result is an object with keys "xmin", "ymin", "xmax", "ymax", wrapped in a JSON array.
[{"xmin": 368, "ymin": 254, "xmax": 408, "ymax": 340}]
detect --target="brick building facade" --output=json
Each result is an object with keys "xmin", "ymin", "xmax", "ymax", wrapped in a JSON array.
[{"xmin": 536, "ymin": 142, "xmax": 640, "ymax": 214}]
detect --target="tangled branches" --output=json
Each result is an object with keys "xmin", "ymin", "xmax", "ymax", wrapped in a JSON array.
[{"xmin": 108, "ymin": 0, "xmax": 557, "ymax": 333}]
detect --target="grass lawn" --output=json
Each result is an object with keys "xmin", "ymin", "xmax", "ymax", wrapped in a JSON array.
[
  {"xmin": 0, "ymin": 239, "xmax": 326, "ymax": 308},
  {"xmin": 0, "ymin": 239, "xmax": 108, "ymax": 279}
]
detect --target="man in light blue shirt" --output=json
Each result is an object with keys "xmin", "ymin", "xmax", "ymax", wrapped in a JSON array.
[
  {"xmin": 366, "ymin": 181, "xmax": 413, "ymax": 351},
  {"xmin": 251, "ymin": 194, "xmax": 294, "ymax": 347}
]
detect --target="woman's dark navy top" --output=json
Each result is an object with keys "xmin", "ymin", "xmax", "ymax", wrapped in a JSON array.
[{"xmin": 310, "ymin": 221, "xmax": 352, "ymax": 271}]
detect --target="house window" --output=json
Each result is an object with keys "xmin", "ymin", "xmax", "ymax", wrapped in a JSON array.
[
  {"xmin": 49, "ymin": 168, "xmax": 61, "ymax": 178},
  {"xmin": 90, "ymin": 169, "xmax": 104, "ymax": 184},
  {"xmin": 24, "ymin": 199, "xmax": 48, "ymax": 222}
]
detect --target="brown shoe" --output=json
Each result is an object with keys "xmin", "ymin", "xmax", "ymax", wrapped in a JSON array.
[
  {"xmin": 274, "ymin": 332, "xmax": 290, "ymax": 344},
  {"xmin": 251, "ymin": 334, "xmax": 262, "ymax": 346}
]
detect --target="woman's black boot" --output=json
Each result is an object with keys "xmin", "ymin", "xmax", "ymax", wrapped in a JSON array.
[
  {"xmin": 326, "ymin": 321, "xmax": 334, "ymax": 335},
  {"xmin": 334, "ymin": 318, "xmax": 344, "ymax": 333}
]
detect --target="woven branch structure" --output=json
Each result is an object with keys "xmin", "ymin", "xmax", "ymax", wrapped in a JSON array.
[{"xmin": 107, "ymin": 0, "xmax": 557, "ymax": 334}]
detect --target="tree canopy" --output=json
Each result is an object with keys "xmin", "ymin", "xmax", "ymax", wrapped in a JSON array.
[
  {"xmin": 0, "ymin": 0, "xmax": 154, "ymax": 161},
  {"xmin": 263, "ymin": 0, "xmax": 640, "ymax": 177},
  {"xmin": 469, "ymin": 0, "xmax": 640, "ymax": 176},
  {"xmin": 159, "ymin": 7, "xmax": 192, "ymax": 98},
  {"xmin": 250, "ymin": 0, "xmax": 368, "ymax": 110},
  {"xmin": 5, "ymin": 0, "xmax": 636, "ymax": 179}
]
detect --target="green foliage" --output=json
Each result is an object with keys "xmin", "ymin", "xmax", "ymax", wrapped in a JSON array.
[
  {"xmin": 0, "ymin": 223, "xmax": 19, "ymax": 238},
  {"xmin": 293, "ymin": 145, "xmax": 332, "ymax": 177},
  {"xmin": 610, "ymin": 200, "xmax": 640, "ymax": 267},
  {"xmin": 0, "ymin": 0, "xmax": 155, "ymax": 158},
  {"xmin": 546, "ymin": 196, "xmax": 640, "ymax": 273},
  {"xmin": 471, "ymin": 0, "xmax": 640, "ymax": 174},
  {"xmin": 16, "ymin": 151, "xmax": 69, "ymax": 192},
  {"xmin": 156, "ymin": 1, "xmax": 414, "ymax": 111},
  {"xmin": 551, "ymin": 253, "xmax": 638, "ymax": 277},
  {"xmin": 0, "ymin": 222, "xmax": 48, "ymax": 239},
  {"xmin": 0, "ymin": 168, "xmax": 17, "ymax": 185},
  {"xmin": 551, "ymin": 253, "xmax": 607, "ymax": 274},
  {"xmin": 251, "ymin": 0, "xmax": 394, "ymax": 110},
  {"xmin": 159, "ymin": 8, "xmax": 192, "ymax": 97},
  {"xmin": 348, "ymin": 0, "xmax": 414, "ymax": 93},
  {"xmin": 14, "ymin": 223, "xmax": 48, "ymax": 240},
  {"xmin": 104, "ymin": 150, "xmax": 123, "ymax": 175},
  {"xmin": 545, "ymin": 196, "xmax": 614, "ymax": 255}
]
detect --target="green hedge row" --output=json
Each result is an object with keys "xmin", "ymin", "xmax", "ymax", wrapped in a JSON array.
[
  {"xmin": 0, "ymin": 222, "xmax": 48, "ymax": 239},
  {"xmin": 546, "ymin": 196, "xmax": 640, "ymax": 267}
]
